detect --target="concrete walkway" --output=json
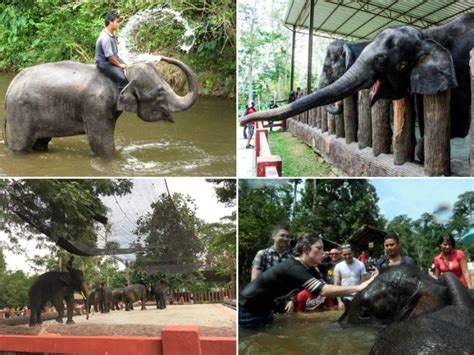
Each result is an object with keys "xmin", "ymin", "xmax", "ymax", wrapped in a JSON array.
[{"xmin": 237, "ymin": 123, "xmax": 256, "ymax": 177}]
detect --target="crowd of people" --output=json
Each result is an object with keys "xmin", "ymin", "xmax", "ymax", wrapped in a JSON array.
[{"xmin": 239, "ymin": 225, "xmax": 472, "ymax": 330}]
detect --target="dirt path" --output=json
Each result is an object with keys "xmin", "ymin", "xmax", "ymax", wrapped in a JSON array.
[{"xmin": 0, "ymin": 304, "xmax": 236, "ymax": 337}]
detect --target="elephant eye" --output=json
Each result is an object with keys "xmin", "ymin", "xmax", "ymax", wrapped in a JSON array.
[{"xmin": 397, "ymin": 62, "xmax": 408, "ymax": 72}]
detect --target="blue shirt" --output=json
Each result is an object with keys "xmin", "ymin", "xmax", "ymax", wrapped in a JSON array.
[{"xmin": 95, "ymin": 29, "xmax": 123, "ymax": 64}]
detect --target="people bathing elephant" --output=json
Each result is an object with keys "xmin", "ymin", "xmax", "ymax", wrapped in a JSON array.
[
  {"xmin": 339, "ymin": 265, "xmax": 473, "ymax": 326},
  {"xmin": 5, "ymin": 57, "xmax": 198, "ymax": 159},
  {"xmin": 122, "ymin": 284, "xmax": 148, "ymax": 311},
  {"xmin": 29, "ymin": 268, "xmax": 88, "ymax": 326},
  {"xmin": 241, "ymin": 13, "xmax": 474, "ymax": 156},
  {"xmin": 318, "ymin": 39, "xmax": 369, "ymax": 115}
]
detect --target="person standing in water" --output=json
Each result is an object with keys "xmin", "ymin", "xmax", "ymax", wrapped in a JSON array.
[{"xmin": 239, "ymin": 234, "xmax": 378, "ymax": 329}]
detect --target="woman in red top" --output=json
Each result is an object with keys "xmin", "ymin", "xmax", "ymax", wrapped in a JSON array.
[{"xmin": 433, "ymin": 235, "xmax": 471, "ymax": 288}]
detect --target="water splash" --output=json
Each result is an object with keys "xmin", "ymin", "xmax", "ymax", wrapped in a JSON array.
[{"xmin": 118, "ymin": 7, "xmax": 196, "ymax": 65}]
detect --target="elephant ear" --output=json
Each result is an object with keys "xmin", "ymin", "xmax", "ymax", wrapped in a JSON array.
[
  {"xmin": 410, "ymin": 39, "xmax": 458, "ymax": 95},
  {"xmin": 59, "ymin": 273, "xmax": 72, "ymax": 286},
  {"xmin": 343, "ymin": 43, "xmax": 356, "ymax": 70},
  {"xmin": 117, "ymin": 80, "xmax": 138, "ymax": 113}
]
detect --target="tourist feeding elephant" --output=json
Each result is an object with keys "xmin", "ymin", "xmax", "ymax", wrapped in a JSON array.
[
  {"xmin": 28, "ymin": 268, "xmax": 89, "ymax": 326},
  {"xmin": 240, "ymin": 13, "xmax": 473, "ymax": 149},
  {"xmin": 4, "ymin": 56, "xmax": 198, "ymax": 159}
]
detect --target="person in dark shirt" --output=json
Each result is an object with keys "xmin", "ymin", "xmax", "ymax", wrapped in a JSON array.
[
  {"xmin": 239, "ymin": 234, "xmax": 378, "ymax": 329},
  {"xmin": 376, "ymin": 233, "xmax": 416, "ymax": 271}
]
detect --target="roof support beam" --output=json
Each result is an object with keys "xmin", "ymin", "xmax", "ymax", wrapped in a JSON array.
[
  {"xmin": 307, "ymin": 0, "xmax": 315, "ymax": 95},
  {"xmin": 290, "ymin": 25, "xmax": 296, "ymax": 92}
]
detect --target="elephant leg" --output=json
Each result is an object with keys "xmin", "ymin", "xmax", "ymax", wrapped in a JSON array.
[
  {"xmin": 52, "ymin": 298, "xmax": 64, "ymax": 323},
  {"xmin": 141, "ymin": 294, "xmax": 146, "ymax": 310},
  {"xmin": 65, "ymin": 295, "xmax": 75, "ymax": 324},
  {"xmin": 8, "ymin": 125, "xmax": 37, "ymax": 152},
  {"xmin": 32, "ymin": 137, "xmax": 51, "ymax": 151},
  {"xmin": 85, "ymin": 120, "xmax": 116, "ymax": 159}
]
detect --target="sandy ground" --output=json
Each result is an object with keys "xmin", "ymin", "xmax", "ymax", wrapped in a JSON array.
[{"xmin": 0, "ymin": 304, "xmax": 236, "ymax": 337}]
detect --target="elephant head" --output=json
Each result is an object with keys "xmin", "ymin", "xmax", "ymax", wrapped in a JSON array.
[
  {"xmin": 60, "ymin": 268, "xmax": 89, "ymax": 299},
  {"xmin": 117, "ymin": 56, "xmax": 198, "ymax": 122},
  {"xmin": 339, "ymin": 265, "xmax": 471, "ymax": 327},
  {"xmin": 240, "ymin": 25, "xmax": 457, "ymax": 125},
  {"xmin": 318, "ymin": 40, "xmax": 368, "ymax": 114}
]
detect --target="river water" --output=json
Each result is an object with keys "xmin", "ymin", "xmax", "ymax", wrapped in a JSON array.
[
  {"xmin": 239, "ymin": 311, "xmax": 378, "ymax": 355},
  {"xmin": 0, "ymin": 73, "xmax": 235, "ymax": 176}
]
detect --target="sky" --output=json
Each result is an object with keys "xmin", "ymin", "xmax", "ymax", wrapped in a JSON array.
[
  {"xmin": 369, "ymin": 178, "xmax": 473, "ymax": 222},
  {"xmin": 0, "ymin": 178, "xmax": 234, "ymax": 273}
]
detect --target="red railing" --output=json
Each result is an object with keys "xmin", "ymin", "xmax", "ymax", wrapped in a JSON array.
[
  {"xmin": 255, "ymin": 121, "xmax": 282, "ymax": 177},
  {"xmin": 0, "ymin": 326, "xmax": 236, "ymax": 355}
]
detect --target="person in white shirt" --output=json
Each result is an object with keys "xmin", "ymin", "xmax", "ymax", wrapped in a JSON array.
[{"xmin": 334, "ymin": 244, "xmax": 367, "ymax": 310}]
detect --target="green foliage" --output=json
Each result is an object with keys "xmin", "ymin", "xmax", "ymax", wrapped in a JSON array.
[
  {"xmin": 0, "ymin": 0, "xmax": 235, "ymax": 97},
  {"xmin": 206, "ymin": 179, "xmax": 236, "ymax": 207},
  {"xmin": 268, "ymin": 131, "xmax": 335, "ymax": 177},
  {"xmin": 1, "ymin": 179, "xmax": 132, "ymax": 249}
]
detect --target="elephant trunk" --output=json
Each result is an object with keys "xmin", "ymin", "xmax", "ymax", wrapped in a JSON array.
[
  {"xmin": 161, "ymin": 56, "xmax": 199, "ymax": 112},
  {"xmin": 240, "ymin": 51, "xmax": 375, "ymax": 125},
  {"xmin": 324, "ymin": 102, "xmax": 343, "ymax": 115}
]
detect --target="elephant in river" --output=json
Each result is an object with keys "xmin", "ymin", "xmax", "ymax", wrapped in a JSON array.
[
  {"xmin": 5, "ymin": 56, "xmax": 198, "ymax": 159},
  {"xmin": 122, "ymin": 284, "xmax": 148, "ymax": 311},
  {"xmin": 29, "ymin": 268, "xmax": 88, "ymax": 326},
  {"xmin": 241, "ymin": 13, "xmax": 474, "ymax": 156},
  {"xmin": 318, "ymin": 39, "xmax": 368, "ymax": 115},
  {"xmin": 339, "ymin": 265, "xmax": 473, "ymax": 326}
]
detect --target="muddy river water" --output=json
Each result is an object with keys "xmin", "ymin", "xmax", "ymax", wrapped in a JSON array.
[
  {"xmin": 0, "ymin": 73, "xmax": 235, "ymax": 176},
  {"xmin": 239, "ymin": 311, "xmax": 378, "ymax": 355}
]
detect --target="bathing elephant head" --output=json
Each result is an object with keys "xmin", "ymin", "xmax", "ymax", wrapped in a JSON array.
[
  {"xmin": 318, "ymin": 39, "xmax": 369, "ymax": 114},
  {"xmin": 339, "ymin": 265, "xmax": 473, "ymax": 327},
  {"xmin": 240, "ymin": 13, "xmax": 474, "ymax": 139},
  {"xmin": 117, "ymin": 56, "xmax": 199, "ymax": 122}
]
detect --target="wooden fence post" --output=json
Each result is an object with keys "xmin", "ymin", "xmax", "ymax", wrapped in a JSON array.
[
  {"xmin": 393, "ymin": 97, "xmax": 415, "ymax": 165},
  {"xmin": 335, "ymin": 112, "xmax": 345, "ymax": 138},
  {"xmin": 470, "ymin": 48, "xmax": 474, "ymax": 176},
  {"xmin": 357, "ymin": 89, "xmax": 371, "ymax": 149},
  {"xmin": 321, "ymin": 106, "xmax": 328, "ymax": 132},
  {"xmin": 371, "ymin": 99, "xmax": 392, "ymax": 156},
  {"xmin": 328, "ymin": 112, "xmax": 336, "ymax": 135},
  {"xmin": 424, "ymin": 90, "xmax": 451, "ymax": 176},
  {"xmin": 343, "ymin": 95, "xmax": 358, "ymax": 144},
  {"xmin": 314, "ymin": 108, "xmax": 320, "ymax": 129}
]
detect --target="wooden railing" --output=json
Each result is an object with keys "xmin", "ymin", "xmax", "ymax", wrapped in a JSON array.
[
  {"xmin": 255, "ymin": 121, "xmax": 282, "ymax": 177},
  {"xmin": 288, "ymin": 50, "xmax": 473, "ymax": 177},
  {"xmin": 171, "ymin": 289, "xmax": 233, "ymax": 304},
  {"xmin": 0, "ymin": 326, "xmax": 236, "ymax": 355}
]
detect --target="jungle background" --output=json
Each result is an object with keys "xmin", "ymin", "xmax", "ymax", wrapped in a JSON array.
[
  {"xmin": 0, "ymin": 179, "xmax": 236, "ymax": 309},
  {"xmin": 0, "ymin": 0, "xmax": 235, "ymax": 97},
  {"xmin": 238, "ymin": 0, "xmax": 331, "ymax": 113},
  {"xmin": 239, "ymin": 179, "xmax": 474, "ymax": 286}
]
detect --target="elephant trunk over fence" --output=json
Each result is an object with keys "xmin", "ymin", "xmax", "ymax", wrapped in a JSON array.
[{"xmin": 239, "ymin": 50, "xmax": 375, "ymax": 125}]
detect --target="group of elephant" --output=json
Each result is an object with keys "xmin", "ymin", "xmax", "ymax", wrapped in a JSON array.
[
  {"xmin": 241, "ymin": 12, "xmax": 474, "ymax": 161},
  {"xmin": 339, "ymin": 265, "xmax": 474, "ymax": 354},
  {"xmin": 28, "ymin": 267, "xmax": 166, "ymax": 326}
]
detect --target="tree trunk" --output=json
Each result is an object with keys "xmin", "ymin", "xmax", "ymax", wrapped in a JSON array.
[
  {"xmin": 470, "ymin": 49, "xmax": 474, "ymax": 176},
  {"xmin": 423, "ymin": 90, "xmax": 451, "ymax": 176},
  {"xmin": 357, "ymin": 89, "xmax": 371, "ymax": 149},
  {"xmin": 371, "ymin": 99, "xmax": 392, "ymax": 156},
  {"xmin": 343, "ymin": 95, "xmax": 357, "ymax": 144},
  {"xmin": 393, "ymin": 97, "xmax": 415, "ymax": 165}
]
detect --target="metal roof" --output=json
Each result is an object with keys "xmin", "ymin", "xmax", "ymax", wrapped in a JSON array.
[{"xmin": 285, "ymin": 0, "xmax": 474, "ymax": 40}]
